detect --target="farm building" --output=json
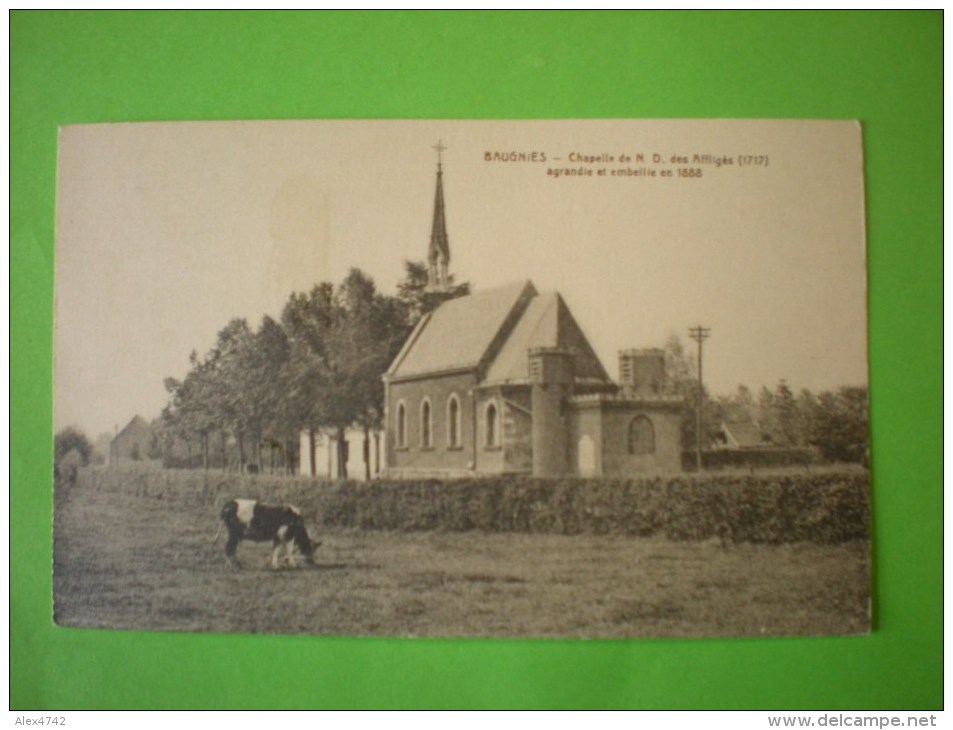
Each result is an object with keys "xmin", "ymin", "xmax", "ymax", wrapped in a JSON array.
[
  {"xmin": 712, "ymin": 418, "xmax": 772, "ymax": 450},
  {"xmin": 110, "ymin": 414, "xmax": 158, "ymax": 467},
  {"xmin": 706, "ymin": 411, "xmax": 816, "ymax": 470}
]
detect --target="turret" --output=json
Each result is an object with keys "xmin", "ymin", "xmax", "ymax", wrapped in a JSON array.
[
  {"xmin": 618, "ymin": 348, "xmax": 666, "ymax": 396},
  {"xmin": 529, "ymin": 347, "xmax": 575, "ymax": 477}
]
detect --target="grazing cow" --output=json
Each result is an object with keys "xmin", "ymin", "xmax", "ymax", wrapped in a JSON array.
[{"xmin": 220, "ymin": 498, "xmax": 321, "ymax": 569}]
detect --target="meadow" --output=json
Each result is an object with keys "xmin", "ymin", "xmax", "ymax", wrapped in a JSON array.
[{"xmin": 52, "ymin": 467, "xmax": 870, "ymax": 638}]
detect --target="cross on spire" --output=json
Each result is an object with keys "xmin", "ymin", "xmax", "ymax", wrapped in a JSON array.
[{"xmin": 433, "ymin": 139, "xmax": 446, "ymax": 168}]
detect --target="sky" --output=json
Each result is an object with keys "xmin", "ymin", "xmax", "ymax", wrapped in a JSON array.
[{"xmin": 54, "ymin": 119, "xmax": 868, "ymax": 438}]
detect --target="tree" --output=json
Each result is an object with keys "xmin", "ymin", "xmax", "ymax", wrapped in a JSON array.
[
  {"xmin": 335, "ymin": 269, "xmax": 411, "ymax": 478},
  {"xmin": 319, "ymin": 270, "xmax": 408, "ymax": 478},
  {"xmin": 796, "ymin": 388, "xmax": 819, "ymax": 448},
  {"xmin": 213, "ymin": 319, "xmax": 256, "ymax": 470},
  {"xmin": 735, "ymin": 384, "xmax": 755, "ymax": 412},
  {"xmin": 756, "ymin": 386, "xmax": 776, "ymax": 444},
  {"xmin": 283, "ymin": 269, "xmax": 416, "ymax": 478},
  {"xmin": 161, "ymin": 262, "xmax": 468, "ymax": 479},
  {"xmin": 396, "ymin": 259, "xmax": 470, "ymax": 323},
  {"xmin": 282, "ymin": 282, "xmax": 339, "ymax": 476},
  {"xmin": 810, "ymin": 386, "xmax": 869, "ymax": 464},
  {"xmin": 251, "ymin": 315, "xmax": 293, "ymax": 473},
  {"xmin": 772, "ymin": 379, "xmax": 799, "ymax": 447},
  {"xmin": 161, "ymin": 348, "xmax": 221, "ymax": 470},
  {"xmin": 664, "ymin": 333, "xmax": 695, "ymax": 391},
  {"xmin": 54, "ymin": 426, "xmax": 92, "ymax": 483},
  {"xmin": 55, "ymin": 426, "xmax": 92, "ymax": 466},
  {"xmin": 159, "ymin": 376, "xmax": 193, "ymax": 468},
  {"xmin": 663, "ymin": 333, "xmax": 722, "ymax": 451}
]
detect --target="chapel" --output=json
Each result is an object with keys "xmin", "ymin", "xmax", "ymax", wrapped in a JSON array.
[{"xmin": 382, "ymin": 151, "xmax": 683, "ymax": 478}]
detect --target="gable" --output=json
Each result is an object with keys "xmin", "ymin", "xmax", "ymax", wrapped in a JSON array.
[
  {"xmin": 114, "ymin": 415, "xmax": 152, "ymax": 443},
  {"xmin": 482, "ymin": 292, "xmax": 611, "ymax": 385}
]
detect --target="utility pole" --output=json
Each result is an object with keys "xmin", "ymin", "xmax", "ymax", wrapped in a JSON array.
[{"xmin": 688, "ymin": 325, "xmax": 711, "ymax": 472}]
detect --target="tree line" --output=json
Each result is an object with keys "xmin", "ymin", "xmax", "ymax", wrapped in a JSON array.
[
  {"xmin": 55, "ymin": 271, "xmax": 868, "ymax": 480},
  {"xmin": 158, "ymin": 262, "xmax": 468, "ymax": 478},
  {"xmin": 664, "ymin": 335, "xmax": 869, "ymax": 465}
]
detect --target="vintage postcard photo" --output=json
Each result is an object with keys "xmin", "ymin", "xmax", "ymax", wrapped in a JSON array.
[{"xmin": 53, "ymin": 119, "xmax": 870, "ymax": 637}]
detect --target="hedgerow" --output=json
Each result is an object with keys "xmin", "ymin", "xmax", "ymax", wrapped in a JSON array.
[{"xmin": 73, "ymin": 466, "xmax": 869, "ymax": 544}]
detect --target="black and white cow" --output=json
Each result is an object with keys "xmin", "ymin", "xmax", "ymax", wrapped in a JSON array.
[{"xmin": 220, "ymin": 498, "xmax": 321, "ymax": 569}]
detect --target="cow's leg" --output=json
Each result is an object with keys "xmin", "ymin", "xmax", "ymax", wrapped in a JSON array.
[
  {"xmin": 270, "ymin": 525, "xmax": 292, "ymax": 569},
  {"xmin": 225, "ymin": 534, "xmax": 241, "ymax": 569},
  {"xmin": 288, "ymin": 523, "xmax": 312, "ymax": 566},
  {"xmin": 284, "ymin": 539, "xmax": 298, "ymax": 567}
]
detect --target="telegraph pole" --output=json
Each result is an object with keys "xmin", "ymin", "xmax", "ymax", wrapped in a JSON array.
[{"xmin": 688, "ymin": 325, "xmax": 711, "ymax": 472}]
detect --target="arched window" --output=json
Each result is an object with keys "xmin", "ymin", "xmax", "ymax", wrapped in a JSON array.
[
  {"xmin": 421, "ymin": 398, "xmax": 432, "ymax": 448},
  {"xmin": 485, "ymin": 401, "xmax": 499, "ymax": 448},
  {"xmin": 628, "ymin": 415, "xmax": 656, "ymax": 455},
  {"xmin": 396, "ymin": 401, "xmax": 407, "ymax": 448},
  {"xmin": 447, "ymin": 395, "xmax": 461, "ymax": 448}
]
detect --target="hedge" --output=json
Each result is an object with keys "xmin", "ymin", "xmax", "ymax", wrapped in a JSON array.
[
  {"xmin": 71, "ymin": 466, "xmax": 870, "ymax": 544},
  {"xmin": 681, "ymin": 447, "xmax": 819, "ymax": 471}
]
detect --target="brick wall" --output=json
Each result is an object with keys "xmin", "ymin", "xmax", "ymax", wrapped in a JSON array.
[
  {"xmin": 601, "ymin": 407, "xmax": 682, "ymax": 474},
  {"xmin": 387, "ymin": 372, "xmax": 476, "ymax": 475}
]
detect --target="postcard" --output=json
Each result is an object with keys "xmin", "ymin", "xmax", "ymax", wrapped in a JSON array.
[{"xmin": 53, "ymin": 119, "xmax": 869, "ymax": 637}]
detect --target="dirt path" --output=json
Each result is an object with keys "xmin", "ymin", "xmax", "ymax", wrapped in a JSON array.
[{"xmin": 53, "ymin": 484, "xmax": 870, "ymax": 638}]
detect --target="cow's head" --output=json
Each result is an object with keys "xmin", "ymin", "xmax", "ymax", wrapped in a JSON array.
[
  {"xmin": 304, "ymin": 539, "xmax": 322, "ymax": 564},
  {"xmin": 292, "ymin": 534, "xmax": 322, "ymax": 565}
]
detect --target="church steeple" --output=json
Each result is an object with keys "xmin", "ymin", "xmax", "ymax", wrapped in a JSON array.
[{"xmin": 427, "ymin": 140, "xmax": 451, "ymax": 290}]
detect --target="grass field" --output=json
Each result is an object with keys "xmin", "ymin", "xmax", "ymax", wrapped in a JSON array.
[{"xmin": 53, "ymin": 479, "xmax": 870, "ymax": 638}]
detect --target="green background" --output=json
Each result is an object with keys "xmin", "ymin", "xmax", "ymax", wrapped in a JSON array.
[{"xmin": 11, "ymin": 11, "xmax": 942, "ymax": 709}]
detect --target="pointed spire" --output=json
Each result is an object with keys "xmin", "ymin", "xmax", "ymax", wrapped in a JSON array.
[{"xmin": 428, "ymin": 141, "xmax": 450, "ymax": 289}]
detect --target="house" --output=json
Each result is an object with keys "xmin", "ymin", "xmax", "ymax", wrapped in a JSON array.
[
  {"xmin": 712, "ymin": 419, "xmax": 771, "ymax": 450},
  {"xmin": 706, "ymin": 414, "xmax": 816, "ymax": 470},
  {"xmin": 110, "ymin": 415, "xmax": 158, "ymax": 466}
]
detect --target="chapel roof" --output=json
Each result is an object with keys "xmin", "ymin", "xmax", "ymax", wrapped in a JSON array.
[
  {"xmin": 386, "ymin": 280, "xmax": 612, "ymax": 386},
  {"xmin": 386, "ymin": 281, "xmax": 536, "ymax": 379}
]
